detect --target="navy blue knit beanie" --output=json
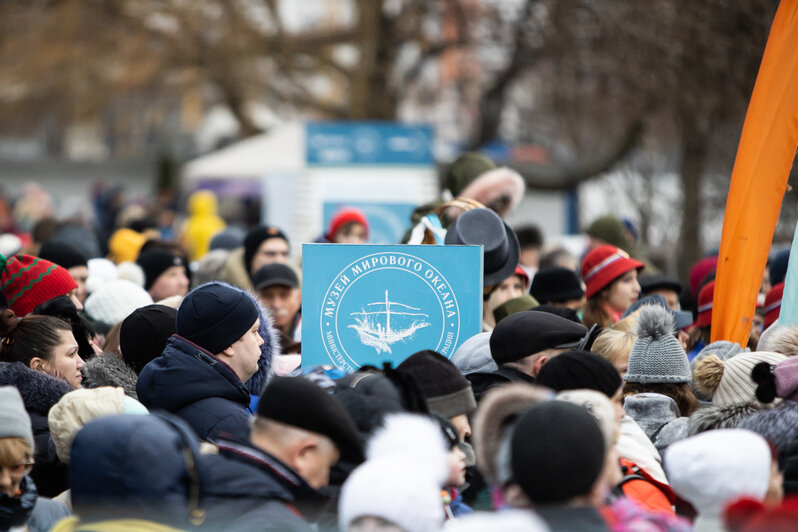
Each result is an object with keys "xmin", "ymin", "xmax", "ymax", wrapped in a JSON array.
[{"xmin": 176, "ymin": 282, "xmax": 259, "ymax": 354}]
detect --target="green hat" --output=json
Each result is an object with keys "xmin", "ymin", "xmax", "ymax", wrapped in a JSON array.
[
  {"xmin": 493, "ymin": 294, "xmax": 539, "ymax": 325},
  {"xmin": 445, "ymin": 152, "xmax": 496, "ymax": 197},
  {"xmin": 585, "ymin": 215, "xmax": 630, "ymax": 250}
]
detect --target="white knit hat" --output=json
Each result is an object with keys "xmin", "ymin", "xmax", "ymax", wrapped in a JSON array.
[
  {"xmin": 84, "ymin": 279, "xmax": 153, "ymax": 332},
  {"xmin": 694, "ymin": 351, "xmax": 787, "ymax": 407},
  {"xmin": 339, "ymin": 414, "xmax": 448, "ymax": 532},
  {"xmin": 664, "ymin": 429, "xmax": 772, "ymax": 517}
]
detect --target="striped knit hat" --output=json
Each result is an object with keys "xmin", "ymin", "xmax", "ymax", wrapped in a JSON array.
[
  {"xmin": 696, "ymin": 281, "xmax": 715, "ymax": 328},
  {"xmin": 1, "ymin": 254, "xmax": 78, "ymax": 316},
  {"xmin": 763, "ymin": 282, "xmax": 784, "ymax": 330}
]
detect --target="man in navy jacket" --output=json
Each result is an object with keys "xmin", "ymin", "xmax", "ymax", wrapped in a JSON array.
[{"xmin": 137, "ymin": 282, "xmax": 265, "ymax": 441}]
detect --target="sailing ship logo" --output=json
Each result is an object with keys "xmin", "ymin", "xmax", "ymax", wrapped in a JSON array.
[{"xmin": 348, "ymin": 289, "xmax": 431, "ymax": 353}]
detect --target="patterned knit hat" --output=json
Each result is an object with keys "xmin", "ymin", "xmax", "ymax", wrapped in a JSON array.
[
  {"xmin": 625, "ymin": 305, "xmax": 691, "ymax": 384},
  {"xmin": 1, "ymin": 253, "xmax": 78, "ymax": 316}
]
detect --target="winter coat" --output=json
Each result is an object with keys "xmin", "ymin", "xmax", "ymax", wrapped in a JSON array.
[
  {"xmin": 0, "ymin": 475, "xmax": 70, "ymax": 532},
  {"xmin": 200, "ymin": 439, "xmax": 325, "ymax": 531},
  {"xmin": 136, "ymin": 335, "xmax": 253, "ymax": 441},
  {"xmin": 217, "ymin": 247, "xmax": 254, "ymax": 291},
  {"xmin": 0, "ymin": 362, "xmax": 71, "ymax": 497},
  {"xmin": 616, "ymin": 415, "xmax": 669, "ymax": 485}
]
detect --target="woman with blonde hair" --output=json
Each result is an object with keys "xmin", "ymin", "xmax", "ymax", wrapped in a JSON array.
[{"xmin": 591, "ymin": 318, "xmax": 638, "ymax": 378}]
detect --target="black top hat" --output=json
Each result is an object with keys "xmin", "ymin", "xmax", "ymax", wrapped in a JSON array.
[{"xmin": 444, "ymin": 208, "xmax": 520, "ymax": 286}]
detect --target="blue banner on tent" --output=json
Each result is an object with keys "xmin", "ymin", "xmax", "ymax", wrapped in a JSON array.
[
  {"xmin": 306, "ymin": 122, "xmax": 434, "ymax": 165},
  {"xmin": 302, "ymin": 244, "xmax": 483, "ymax": 372}
]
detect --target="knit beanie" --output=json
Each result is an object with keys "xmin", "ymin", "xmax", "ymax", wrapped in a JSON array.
[
  {"xmin": 0, "ymin": 253, "xmax": 78, "ymax": 316},
  {"xmin": 136, "ymin": 248, "xmax": 188, "ymax": 291},
  {"xmin": 764, "ymin": 282, "xmax": 784, "ymax": 330},
  {"xmin": 696, "ymin": 281, "xmax": 715, "ymax": 328},
  {"xmin": 449, "ymin": 332, "xmax": 496, "ymax": 375},
  {"xmin": 625, "ymin": 305, "xmax": 691, "ymax": 384},
  {"xmin": 492, "ymin": 294, "xmax": 539, "ymax": 325},
  {"xmin": 327, "ymin": 208, "xmax": 369, "ymax": 241},
  {"xmin": 585, "ymin": 215, "xmax": 630, "ymax": 251},
  {"xmin": 693, "ymin": 351, "xmax": 787, "ymax": 407},
  {"xmin": 39, "ymin": 240, "xmax": 88, "ymax": 269},
  {"xmin": 120, "ymin": 304, "xmax": 178, "ymax": 374},
  {"xmin": 397, "ymin": 350, "xmax": 477, "ymax": 418},
  {"xmin": 243, "ymin": 226, "xmax": 289, "ymax": 273},
  {"xmin": 690, "ymin": 340, "xmax": 749, "ymax": 370},
  {"xmin": 536, "ymin": 350, "xmax": 622, "ymax": 398},
  {"xmin": 84, "ymin": 279, "xmax": 154, "ymax": 334},
  {"xmin": 530, "ymin": 266, "xmax": 584, "ymax": 304},
  {"xmin": 107, "ymin": 228, "xmax": 147, "ymax": 264},
  {"xmin": 339, "ymin": 415, "xmax": 448, "ymax": 532},
  {"xmin": 511, "ymin": 401, "xmax": 606, "ymax": 504},
  {"xmin": 0, "ymin": 386, "xmax": 35, "ymax": 450},
  {"xmin": 176, "ymin": 282, "xmax": 259, "ymax": 355},
  {"xmin": 445, "ymin": 152, "xmax": 497, "ymax": 197},
  {"xmin": 664, "ymin": 429, "xmax": 772, "ymax": 517}
]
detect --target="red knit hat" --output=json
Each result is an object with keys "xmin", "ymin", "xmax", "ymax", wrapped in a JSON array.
[
  {"xmin": 327, "ymin": 208, "xmax": 369, "ymax": 241},
  {"xmin": 514, "ymin": 265, "xmax": 530, "ymax": 289},
  {"xmin": 580, "ymin": 245, "xmax": 644, "ymax": 299},
  {"xmin": 696, "ymin": 280, "xmax": 715, "ymax": 328},
  {"xmin": 1, "ymin": 254, "xmax": 78, "ymax": 316},
  {"xmin": 763, "ymin": 282, "xmax": 784, "ymax": 330}
]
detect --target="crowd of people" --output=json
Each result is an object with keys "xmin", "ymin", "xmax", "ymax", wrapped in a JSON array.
[{"xmin": 1, "ymin": 152, "xmax": 798, "ymax": 531}]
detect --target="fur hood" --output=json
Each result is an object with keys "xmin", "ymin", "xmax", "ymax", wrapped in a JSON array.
[
  {"xmin": 455, "ymin": 167, "xmax": 526, "ymax": 219},
  {"xmin": 688, "ymin": 402, "xmax": 761, "ymax": 436},
  {"xmin": 471, "ymin": 383, "xmax": 551, "ymax": 484},
  {"xmin": 217, "ymin": 247, "xmax": 254, "ymax": 292},
  {"xmin": 0, "ymin": 362, "xmax": 71, "ymax": 414},
  {"xmin": 244, "ymin": 284, "xmax": 281, "ymax": 396},
  {"xmin": 82, "ymin": 354, "xmax": 140, "ymax": 399}
]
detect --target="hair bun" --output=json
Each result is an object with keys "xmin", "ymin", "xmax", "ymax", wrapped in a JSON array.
[
  {"xmin": 751, "ymin": 361, "xmax": 777, "ymax": 403},
  {"xmin": 693, "ymin": 354, "xmax": 725, "ymax": 396}
]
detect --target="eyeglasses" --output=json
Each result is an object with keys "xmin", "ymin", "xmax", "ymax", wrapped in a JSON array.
[{"xmin": 4, "ymin": 461, "xmax": 34, "ymax": 477}]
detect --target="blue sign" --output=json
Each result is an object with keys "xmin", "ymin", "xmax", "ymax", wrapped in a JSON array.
[
  {"xmin": 306, "ymin": 122, "xmax": 434, "ymax": 165},
  {"xmin": 323, "ymin": 202, "xmax": 416, "ymax": 244},
  {"xmin": 302, "ymin": 244, "xmax": 483, "ymax": 372}
]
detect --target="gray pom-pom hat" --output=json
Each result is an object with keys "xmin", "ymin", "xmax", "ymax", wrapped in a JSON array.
[{"xmin": 625, "ymin": 305, "xmax": 691, "ymax": 384}]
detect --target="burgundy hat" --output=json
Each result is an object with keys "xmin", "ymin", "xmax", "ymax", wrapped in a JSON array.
[
  {"xmin": 696, "ymin": 280, "xmax": 715, "ymax": 328},
  {"xmin": 763, "ymin": 282, "xmax": 784, "ymax": 330},
  {"xmin": 580, "ymin": 245, "xmax": 644, "ymax": 299}
]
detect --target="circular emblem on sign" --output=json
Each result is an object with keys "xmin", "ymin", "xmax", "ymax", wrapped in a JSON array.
[{"xmin": 319, "ymin": 252, "xmax": 461, "ymax": 372}]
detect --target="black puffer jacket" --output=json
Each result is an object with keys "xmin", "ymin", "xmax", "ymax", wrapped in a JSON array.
[{"xmin": 0, "ymin": 362, "xmax": 71, "ymax": 497}]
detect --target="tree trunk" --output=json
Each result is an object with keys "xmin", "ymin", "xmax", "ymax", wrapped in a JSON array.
[{"xmin": 677, "ymin": 112, "xmax": 708, "ymax": 283}]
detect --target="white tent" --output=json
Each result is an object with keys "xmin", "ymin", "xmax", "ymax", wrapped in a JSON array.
[{"xmin": 182, "ymin": 122, "xmax": 305, "ymax": 184}]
